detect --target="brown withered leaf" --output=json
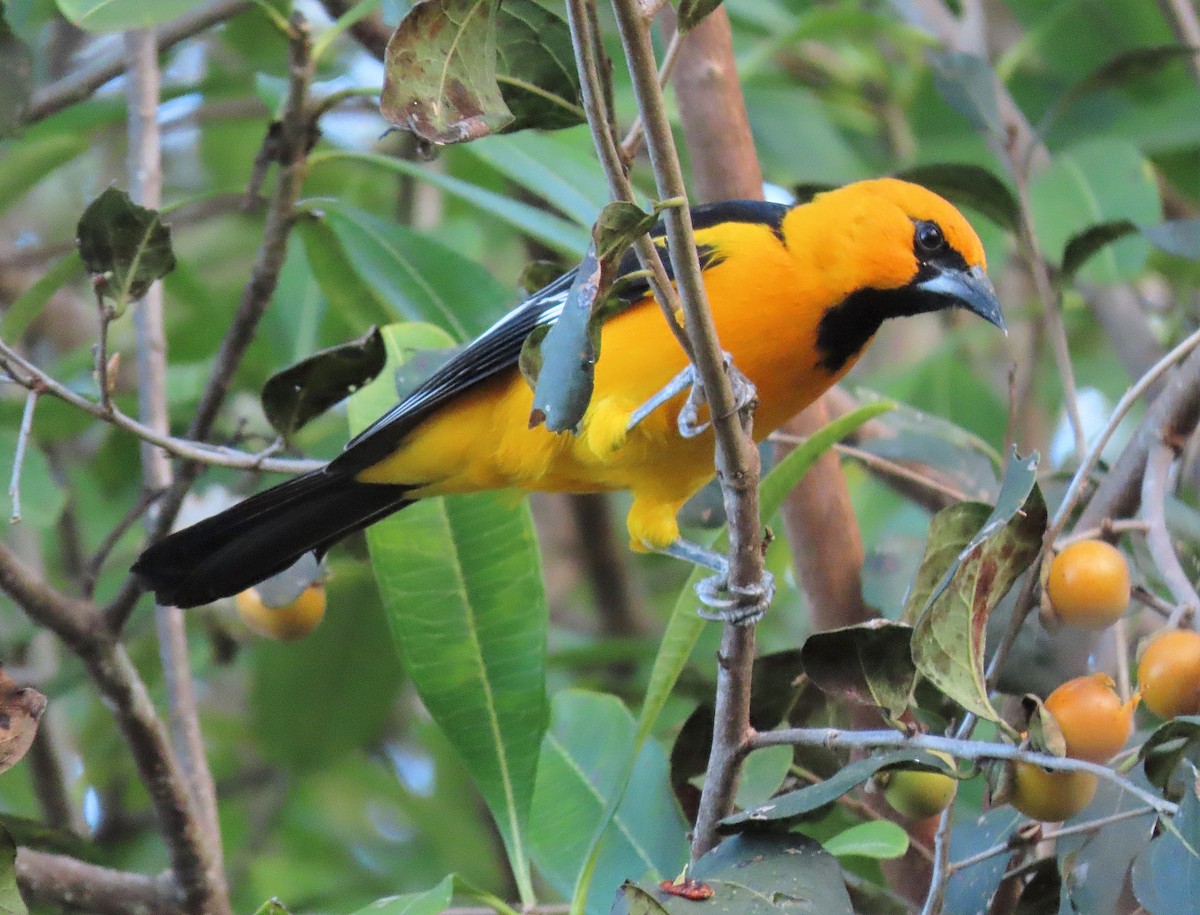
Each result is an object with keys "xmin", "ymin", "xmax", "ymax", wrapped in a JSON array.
[{"xmin": 0, "ymin": 670, "xmax": 46, "ymax": 776}]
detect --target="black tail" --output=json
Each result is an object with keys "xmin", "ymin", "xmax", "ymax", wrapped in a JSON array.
[{"xmin": 132, "ymin": 469, "xmax": 413, "ymax": 608}]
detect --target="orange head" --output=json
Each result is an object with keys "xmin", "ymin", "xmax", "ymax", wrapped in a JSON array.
[{"xmin": 782, "ymin": 178, "xmax": 1004, "ymax": 373}]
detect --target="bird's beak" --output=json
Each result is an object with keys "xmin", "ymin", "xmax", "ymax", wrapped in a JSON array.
[{"xmin": 917, "ymin": 264, "xmax": 1006, "ymax": 333}]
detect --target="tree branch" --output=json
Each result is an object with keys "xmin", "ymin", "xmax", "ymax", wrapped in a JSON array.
[
  {"xmin": 15, "ymin": 850, "xmax": 179, "ymax": 915},
  {"xmin": 107, "ymin": 14, "xmax": 317, "ymax": 632},
  {"xmin": 25, "ymin": 0, "xmax": 252, "ymax": 126},
  {"xmin": 125, "ymin": 27, "xmax": 228, "ymax": 904},
  {"xmin": 748, "ymin": 727, "xmax": 1177, "ymax": 817}
]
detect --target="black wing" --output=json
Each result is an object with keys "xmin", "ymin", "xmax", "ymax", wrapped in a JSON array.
[{"xmin": 330, "ymin": 199, "xmax": 790, "ymax": 475}]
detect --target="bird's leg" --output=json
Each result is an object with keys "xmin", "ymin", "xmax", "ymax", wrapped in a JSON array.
[
  {"xmin": 627, "ymin": 352, "xmax": 758, "ymax": 438},
  {"xmin": 660, "ymin": 539, "xmax": 775, "ymax": 626}
]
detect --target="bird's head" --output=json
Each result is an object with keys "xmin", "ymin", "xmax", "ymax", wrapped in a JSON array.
[{"xmin": 790, "ymin": 178, "xmax": 1005, "ymax": 374}]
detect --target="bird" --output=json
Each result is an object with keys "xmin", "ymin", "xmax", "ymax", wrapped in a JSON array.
[{"xmin": 133, "ymin": 178, "xmax": 1004, "ymax": 616}]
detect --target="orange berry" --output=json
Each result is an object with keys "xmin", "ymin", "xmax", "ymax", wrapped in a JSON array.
[
  {"xmin": 1138, "ymin": 629, "xmax": 1200, "ymax": 718},
  {"xmin": 235, "ymin": 583, "xmax": 326, "ymax": 641},
  {"xmin": 1044, "ymin": 673, "xmax": 1136, "ymax": 763},
  {"xmin": 1046, "ymin": 541, "xmax": 1130, "ymax": 629}
]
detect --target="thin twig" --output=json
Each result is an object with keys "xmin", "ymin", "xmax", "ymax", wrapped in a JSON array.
[
  {"xmin": 107, "ymin": 13, "xmax": 318, "ymax": 633},
  {"xmin": 771, "ymin": 432, "xmax": 970, "ymax": 507},
  {"xmin": 25, "ymin": 0, "xmax": 252, "ymax": 125},
  {"xmin": 1052, "ymin": 325, "xmax": 1200, "ymax": 542},
  {"xmin": 0, "ymin": 342, "xmax": 320, "ymax": 474},
  {"xmin": 1132, "ymin": 584, "xmax": 1179, "ymax": 619},
  {"xmin": 1012, "ymin": 181, "xmax": 1086, "ymax": 461},
  {"xmin": 82, "ymin": 488, "xmax": 165, "ymax": 598},
  {"xmin": 748, "ymin": 727, "xmax": 1177, "ymax": 816},
  {"xmin": 125, "ymin": 27, "xmax": 228, "ymax": 904},
  {"xmin": 918, "ymin": 805, "xmax": 954, "ymax": 915},
  {"xmin": 8, "ymin": 389, "xmax": 38, "ymax": 523},
  {"xmin": 1142, "ymin": 441, "xmax": 1200, "ymax": 617},
  {"xmin": 949, "ymin": 805, "xmax": 1156, "ymax": 874},
  {"xmin": 1054, "ymin": 519, "xmax": 1149, "ymax": 549},
  {"xmin": 608, "ymin": 0, "xmax": 767, "ymax": 862},
  {"xmin": 985, "ymin": 325, "xmax": 1200, "ymax": 689},
  {"xmin": 619, "ymin": 28, "xmax": 684, "ymax": 161},
  {"xmin": 0, "ymin": 542, "xmax": 219, "ymax": 914},
  {"xmin": 1155, "ymin": 0, "xmax": 1200, "ymax": 82},
  {"xmin": 565, "ymin": 0, "xmax": 693, "ymax": 359}
]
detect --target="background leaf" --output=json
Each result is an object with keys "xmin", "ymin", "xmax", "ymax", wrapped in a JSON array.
[
  {"xmin": 261, "ymin": 327, "xmax": 386, "ymax": 438},
  {"xmin": 380, "ymin": 0, "xmax": 513, "ymax": 144},
  {"xmin": 528, "ymin": 690, "xmax": 687, "ymax": 914},
  {"xmin": 76, "ymin": 187, "xmax": 176, "ymax": 305},
  {"xmin": 800, "ymin": 620, "xmax": 917, "ymax": 721},
  {"xmin": 348, "ymin": 323, "xmax": 547, "ymax": 899}
]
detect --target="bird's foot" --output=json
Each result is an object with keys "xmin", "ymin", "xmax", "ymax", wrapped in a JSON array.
[
  {"xmin": 695, "ymin": 570, "xmax": 774, "ymax": 626},
  {"xmin": 626, "ymin": 352, "xmax": 758, "ymax": 438},
  {"xmin": 659, "ymin": 539, "xmax": 773, "ymax": 626}
]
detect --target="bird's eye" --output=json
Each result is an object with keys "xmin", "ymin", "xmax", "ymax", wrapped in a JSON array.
[{"xmin": 915, "ymin": 221, "xmax": 945, "ymax": 254}]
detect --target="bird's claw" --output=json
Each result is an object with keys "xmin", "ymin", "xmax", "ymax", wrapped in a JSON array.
[
  {"xmin": 627, "ymin": 352, "xmax": 758, "ymax": 438},
  {"xmin": 695, "ymin": 569, "xmax": 775, "ymax": 626}
]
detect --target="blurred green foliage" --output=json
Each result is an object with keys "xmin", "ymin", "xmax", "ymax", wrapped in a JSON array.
[{"xmin": 0, "ymin": 0, "xmax": 1198, "ymax": 912}]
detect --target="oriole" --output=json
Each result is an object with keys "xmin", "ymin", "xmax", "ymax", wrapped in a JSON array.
[{"xmin": 134, "ymin": 178, "xmax": 1004, "ymax": 609}]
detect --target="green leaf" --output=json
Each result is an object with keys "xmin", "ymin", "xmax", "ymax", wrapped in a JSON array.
[
  {"xmin": 349, "ymin": 875, "xmax": 454, "ymax": 914},
  {"xmin": 349, "ymin": 323, "xmax": 546, "ymax": 902},
  {"xmin": 529, "ymin": 691, "xmax": 687, "ymax": 912},
  {"xmin": 1061, "ymin": 220, "xmax": 1139, "ymax": 282},
  {"xmin": 76, "ymin": 187, "xmax": 176, "ymax": 306},
  {"xmin": 927, "ymin": 51, "xmax": 1002, "ymax": 135},
  {"xmin": 380, "ymin": 0, "xmax": 514, "ymax": 144},
  {"xmin": 572, "ymin": 402, "xmax": 894, "ymax": 910},
  {"xmin": 671, "ymin": 651, "xmax": 807, "ymax": 815},
  {"xmin": 1047, "ymin": 45, "xmax": 1200, "ymax": 136},
  {"xmin": 1029, "ymin": 139, "xmax": 1161, "ymax": 284},
  {"xmin": 907, "ymin": 452, "xmax": 1045, "ymax": 724},
  {"xmin": 528, "ymin": 201, "xmax": 659, "ymax": 432},
  {"xmin": 261, "ymin": 326, "xmax": 386, "ymax": 438},
  {"xmin": 495, "ymin": 0, "xmax": 584, "ymax": 131},
  {"xmin": 677, "ymin": 0, "xmax": 723, "ymax": 32},
  {"xmin": 313, "ymin": 151, "xmax": 590, "ymax": 256},
  {"xmin": 1139, "ymin": 716, "xmax": 1200, "ymax": 792},
  {"xmin": 895, "ymin": 163, "xmax": 1020, "ymax": 233},
  {"xmin": 1131, "ymin": 778, "xmax": 1200, "ymax": 915},
  {"xmin": 0, "ymin": 133, "xmax": 88, "ymax": 213},
  {"xmin": 252, "ymin": 900, "xmax": 290, "ymax": 915},
  {"xmin": 0, "ymin": 826, "xmax": 25, "ymax": 915},
  {"xmin": 912, "ymin": 449, "xmax": 1041, "ymax": 615},
  {"xmin": 250, "ymin": 562, "xmax": 403, "ymax": 772},
  {"xmin": 800, "ymin": 620, "xmax": 917, "ymax": 722},
  {"xmin": 0, "ymin": 251, "xmax": 82, "ymax": 340},
  {"xmin": 822, "ymin": 820, "xmax": 910, "ymax": 860},
  {"xmin": 318, "ymin": 203, "xmax": 512, "ymax": 339},
  {"xmin": 734, "ymin": 745, "xmax": 794, "ymax": 812},
  {"xmin": 464, "ymin": 132, "xmax": 607, "ymax": 228},
  {"xmin": 944, "ymin": 808, "xmax": 1023, "ymax": 914},
  {"xmin": 693, "ymin": 833, "xmax": 853, "ymax": 914},
  {"xmin": 0, "ymin": 12, "xmax": 32, "ymax": 136},
  {"xmin": 0, "ymin": 426, "xmax": 64, "ymax": 530},
  {"xmin": 720, "ymin": 750, "xmax": 955, "ymax": 831},
  {"xmin": 618, "ymin": 834, "xmax": 854, "ymax": 914},
  {"xmin": 53, "ymin": 0, "xmax": 197, "ymax": 31}
]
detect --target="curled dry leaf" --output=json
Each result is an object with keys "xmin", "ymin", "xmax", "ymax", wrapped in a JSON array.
[{"xmin": 0, "ymin": 669, "xmax": 47, "ymax": 776}]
